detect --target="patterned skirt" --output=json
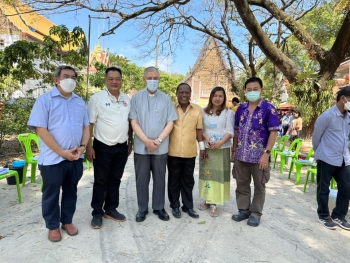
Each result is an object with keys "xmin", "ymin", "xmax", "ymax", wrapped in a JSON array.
[{"xmin": 199, "ymin": 148, "xmax": 230, "ymax": 205}]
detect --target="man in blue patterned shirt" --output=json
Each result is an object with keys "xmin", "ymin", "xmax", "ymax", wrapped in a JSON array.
[{"xmin": 231, "ymin": 77, "xmax": 279, "ymax": 227}]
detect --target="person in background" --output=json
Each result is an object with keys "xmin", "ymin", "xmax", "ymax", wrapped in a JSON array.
[
  {"xmin": 129, "ymin": 66, "xmax": 177, "ymax": 222},
  {"xmin": 167, "ymin": 83, "xmax": 204, "ymax": 219},
  {"xmin": 230, "ymin": 97, "xmax": 240, "ymax": 112},
  {"xmin": 199, "ymin": 86, "xmax": 234, "ymax": 217},
  {"xmin": 312, "ymin": 86, "xmax": 350, "ymax": 230},
  {"xmin": 87, "ymin": 67, "xmax": 133, "ymax": 229},
  {"xmin": 231, "ymin": 77, "xmax": 279, "ymax": 227},
  {"xmin": 27, "ymin": 65, "xmax": 90, "ymax": 242},
  {"xmin": 287, "ymin": 110, "xmax": 302, "ymax": 141},
  {"xmin": 281, "ymin": 111, "xmax": 292, "ymax": 135}
]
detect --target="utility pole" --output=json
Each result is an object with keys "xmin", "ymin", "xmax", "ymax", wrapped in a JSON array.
[
  {"xmin": 155, "ymin": 34, "xmax": 159, "ymax": 68},
  {"xmin": 86, "ymin": 15, "xmax": 109, "ymax": 101}
]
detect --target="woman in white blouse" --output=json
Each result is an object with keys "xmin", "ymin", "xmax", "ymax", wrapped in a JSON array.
[{"xmin": 198, "ymin": 87, "xmax": 234, "ymax": 217}]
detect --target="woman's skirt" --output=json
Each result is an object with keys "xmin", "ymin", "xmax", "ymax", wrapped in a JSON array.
[{"xmin": 199, "ymin": 148, "xmax": 230, "ymax": 205}]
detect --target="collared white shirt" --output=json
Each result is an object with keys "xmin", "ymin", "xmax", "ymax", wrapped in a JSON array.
[{"xmin": 88, "ymin": 89, "xmax": 130, "ymax": 146}]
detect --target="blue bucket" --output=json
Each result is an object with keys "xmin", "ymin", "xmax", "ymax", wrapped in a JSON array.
[{"xmin": 12, "ymin": 160, "xmax": 25, "ymax": 168}]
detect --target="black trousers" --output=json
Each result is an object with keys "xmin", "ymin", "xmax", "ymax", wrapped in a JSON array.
[
  {"xmin": 317, "ymin": 160, "xmax": 350, "ymax": 219},
  {"xmin": 167, "ymin": 156, "xmax": 196, "ymax": 209},
  {"xmin": 39, "ymin": 159, "xmax": 83, "ymax": 230},
  {"xmin": 134, "ymin": 153, "xmax": 168, "ymax": 212},
  {"xmin": 282, "ymin": 125, "xmax": 289, "ymax": 135},
  {"xmin": 91, "ymin": 139, "xmax": 128, "ymax": 216}
]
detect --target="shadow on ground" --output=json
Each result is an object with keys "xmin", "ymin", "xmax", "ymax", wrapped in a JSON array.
[{"xmin": 0, "ymin": 155, "xmax": 349, "ymax": 263}]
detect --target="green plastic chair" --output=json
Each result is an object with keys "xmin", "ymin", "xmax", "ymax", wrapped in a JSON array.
[
  {"xmin": 303, "ymin": 167, "xmax": 336, "ymax": 192},
  {"xmin": 84, "ymin": 151, "xmax": 91, "ymax": 171},
  {"xmin": 273, "ymin": 138, "xmax": 303, "ymax": 173},
  {"xmin": 84, "ymin": 138, "xmax": 94, "ymax": 171},
  {"xmin": 271, "ymin": 135, "xmax": 289, "ymax": 160},
  {"xmin": 0, "ymin": 170, "xmax": 22, "ymax": 204},
  {"xmin": 288, "ymin": 148, "xmax": 315, "ymax": 185},
  {"xmin": 17, "ymin": 133, "xmax": 40, "ymax": 186}
]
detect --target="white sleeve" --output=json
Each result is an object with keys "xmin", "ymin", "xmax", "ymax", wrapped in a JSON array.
[{"xmin": 224, "ymin": 109, "xmax": 234, "ymax": 137}]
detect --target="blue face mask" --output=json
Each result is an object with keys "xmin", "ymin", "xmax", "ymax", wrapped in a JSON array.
[
  {"xmin": 245, "ymin": 91, "xmax": 260, "ymax": 102},
  {"xmin": 146, "ymin": 80, "xmax": 159, "ymax": 92}
]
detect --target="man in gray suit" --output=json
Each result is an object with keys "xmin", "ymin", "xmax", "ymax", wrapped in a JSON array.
[{"xmin": 129, "ymin": 66, "xmax": 177, "ymax": 222}]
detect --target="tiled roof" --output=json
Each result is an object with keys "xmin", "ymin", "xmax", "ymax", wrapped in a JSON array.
[{"xmin": 0, "ymin": 1, "xmax": 73, "ymax": 52}]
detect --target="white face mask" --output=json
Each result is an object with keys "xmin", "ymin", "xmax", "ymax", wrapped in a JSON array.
[
  {"xmin": 59, "ymin": 78, "xmax": 76, "ymax": 93},
  {"xmin": 344, "ymin": 98, "xmax": 350, "ymax": 111},
  {"xmin": 146, "ymin": 80, "xmax": 159, "ymax": 92}
]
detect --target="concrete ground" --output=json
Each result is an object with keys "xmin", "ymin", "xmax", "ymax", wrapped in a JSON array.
[{"xmin": 0, "ymin": 154, "xmax": 349, "ymax": 263}]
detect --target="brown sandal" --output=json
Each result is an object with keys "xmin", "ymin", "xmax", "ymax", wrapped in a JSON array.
[
  {"xmin": 198, "ymin": 202, "xmax": 210, "ymax": 211},
  {"xmin": 209, "ymin": 205, "xmax": 219, "ymax": 217}
]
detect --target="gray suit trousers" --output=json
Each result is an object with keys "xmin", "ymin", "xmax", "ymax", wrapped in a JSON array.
[{"xmin": 134, "ymin": 153, "xmax": 168, "ymax": 212}]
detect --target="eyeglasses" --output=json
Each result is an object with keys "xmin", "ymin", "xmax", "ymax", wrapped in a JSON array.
[{"xmin": 60, "ymin": 74, "xmax": 77, "ymax": 81}]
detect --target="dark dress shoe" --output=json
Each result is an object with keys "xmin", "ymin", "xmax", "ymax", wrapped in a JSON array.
[
  {"xmin": 91, "ymin": 215, "xmax": 103, "ymax": 229},
  {"xmin": 153, "ymin": 209, "xmax": 170, "ymax": 221},
  {"xmin": 136, "ymin": 211, "xmax": 148, "ymax": 222},
  {"xmin": 247, "ymin": 215, "xmax": 260, "ymax": 227},
  {"xmin": 182, "ymin": 207, "xmax": 199, "ymax": 219},
  {"xmin": 104, "ymin": 209, "xmax": 126, "ymax": 222},
  {"xmin": 172, "ymin": 208, "xmax": 181, "ymax": 218},
  {"xmin": 232, "ymin": 211, "xmax": 250, "ymax": 222}
]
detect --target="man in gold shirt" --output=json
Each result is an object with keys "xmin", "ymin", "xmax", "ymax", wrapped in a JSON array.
[{"xmin": 168, "ymin": 83, "xmax": 205, "ymax": 219}]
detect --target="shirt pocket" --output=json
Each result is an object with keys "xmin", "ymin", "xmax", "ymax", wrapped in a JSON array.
[
  {"xmin": 155, "ymin": 109, "xmax": 166, "ymax": 123},
  {"xmin": 73, "ymin": 105, "xmax": 86, "ymax": 127},
  {"xmin": 185, "ymin": 114, "xmax": 199, "ymax": 128},
  {"xmin": 251, "ymin": 119, "xmax": 263, "ymax": 130},
  {"xmin": 75, "ymin": 118, "xmax": 83, "ymax": 126}
]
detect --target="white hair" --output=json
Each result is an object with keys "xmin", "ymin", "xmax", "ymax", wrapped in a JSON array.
[{"xmin": 143, "ymin": 66, "xmax": 159, "ymax": 77}]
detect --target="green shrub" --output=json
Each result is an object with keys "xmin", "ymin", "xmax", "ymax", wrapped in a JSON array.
[{"xmin": 0, "ymin": 97, "xmax": 35, "ymax": 153}]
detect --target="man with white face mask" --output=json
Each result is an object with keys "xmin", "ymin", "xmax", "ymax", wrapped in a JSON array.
[
  {"xmin": 313, "ymin": 86, "xmax": 350, "ymax": 231},
  {"xmin": 28, "ymin": 66, "xmax": 90, "ymax": 242},
  {"xmin": 87, "ymin": 67, "xmax": 132, "ymax": 229},
  {"xmin": 129, "ymin": 66, "xmax": 177, "ymax": 222},
  {"xmin": 231, "ymin": 77, "xmax": 279, "ymax": 227}
]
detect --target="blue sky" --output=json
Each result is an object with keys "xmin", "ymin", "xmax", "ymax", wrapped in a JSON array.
[{"xmin": 47, "ymin": 9, "xmax": 199, "ymax": 76}]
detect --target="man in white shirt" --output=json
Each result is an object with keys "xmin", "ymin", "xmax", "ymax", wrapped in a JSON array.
[{"xmin": 86, "ymin": 67, "xmax": 133, "ymax": 229}]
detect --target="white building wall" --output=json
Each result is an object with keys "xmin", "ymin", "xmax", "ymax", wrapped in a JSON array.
[{"xmin": 0, "ymin": 33, "xmax": 20, "ymax": 50}]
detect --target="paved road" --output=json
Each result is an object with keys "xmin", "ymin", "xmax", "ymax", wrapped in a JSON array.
[{"xmin": 0, "ymin": 155, "xmax": 349, "ymax": 263}]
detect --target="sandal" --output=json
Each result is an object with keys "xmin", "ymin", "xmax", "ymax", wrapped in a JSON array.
[
  {"xmin": 198, "ymin": 202, "xmax": 210, "ymax": 211},
  {"xmin": 209, "ymin": 205, "xmax": 219, "ymax": 217}
]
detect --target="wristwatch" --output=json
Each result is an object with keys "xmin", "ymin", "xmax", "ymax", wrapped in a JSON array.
[
  {"xmin": 264, "ymin": 149, "xmax": 271, "ymax": 155},
  {"xmin": 157, "ymin": 137, "xmax": 163, "ymax": 143}
]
